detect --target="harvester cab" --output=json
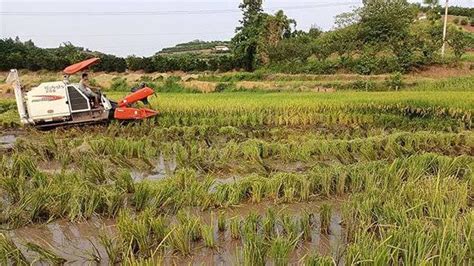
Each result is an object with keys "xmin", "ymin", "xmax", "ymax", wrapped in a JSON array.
[{"xmin": 6, "ymin": 58, "xmax": 158, "ymax": 128}]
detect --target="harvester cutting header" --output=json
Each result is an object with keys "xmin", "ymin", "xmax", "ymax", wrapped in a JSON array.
[{"xmin": 7, "ymin": 58, "xmax": 158, "ymax": 128}]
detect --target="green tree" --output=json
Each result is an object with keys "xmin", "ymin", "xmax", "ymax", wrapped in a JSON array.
[
  {"xmin": 260, "ymin": 10, "xmax": 296, "ymax": 64},
  {"xmin": 423, "ymin": 0, "xmax": 441, "ymax": 21},
  {"xmin": 308, "ymin": 26, "xmax": 323, "ymax": 39},
  {"xmin": 268, "ymin": 37, "xmax": 311, "ymax": 63},
  {"xmin": 447, "ymin": 28, "xmax": 472, "ymax": 59},
  {"xmin": 358, "ymin": 0, "xmax": 416, "ymax": 45},
  {"xmin": 328, "ymin": 25, "xmax": 361, "ymax": 61},
  {"xmin": 311, "ymin": 34, "xmax": 332, "ymax": 62},
  {"xmin": 411, "ymin": 21, "xmax": 443, "ymax": 63},
  {"xmin": 232, "ymin": 0, "xmax": 265, "ymax": 71}
]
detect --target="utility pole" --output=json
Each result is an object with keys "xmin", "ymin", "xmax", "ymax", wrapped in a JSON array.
[{"xmin": 441, "ymin": 0, "xmax": 449, "ymax": 57}]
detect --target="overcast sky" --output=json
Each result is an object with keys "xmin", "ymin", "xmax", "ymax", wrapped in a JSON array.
[{"xmin": 1, "ymin": 0, "xmax": 473, "ymax": 56}]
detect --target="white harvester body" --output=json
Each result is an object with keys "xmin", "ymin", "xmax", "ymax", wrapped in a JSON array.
[
  {"xmin": 7, "ymin": 69, "xmax": 114, "ymax": 128},
  {"xmin": 6, "ymin": 58, "xmax": 158, "ymax": 128}
]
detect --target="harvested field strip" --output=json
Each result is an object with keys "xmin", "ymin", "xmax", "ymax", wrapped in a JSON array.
[
  {"xmin": 1, "ymin": 151, "xmax": 470, "ymax": 264},
  {"xmin": 10, "ymin": 131, "xmax": 472, "ymax": 175},
  {"xmin": 1, "ymin": 153, "xmax": 471, "ymax": 228}
]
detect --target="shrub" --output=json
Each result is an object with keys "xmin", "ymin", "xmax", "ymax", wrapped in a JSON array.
[
  {"xmin": 305, "ymin": 60, "xmax": 337, "ymax": 74},
  {"xmin": 460, "ymin": 18, "xmax": 468, "ymax": 26},
  {"xmin": 453, "ymin": 17, "xmax": 460, "ymax": 24},
  {"xmin": 352, "ymin": 55, "xmax": 379, "ymax": 75},
  {"xmin": 109, "ymin": 77, "xmax": 129, "ymax": 91},
  {"xmin": 214, "ymin": 82, "xmax": 237, "ymax": 92},
  {"xmin": 347, "ymin": 80, "xmax": 378, "ymax": 91},
  {"xmin": 385, "ymin": 72, "xmax": 404, "ymax": 90},
  {"xmin": 447, "ymin": 29, "xmax": 470, "ymax": 60},
  {"xmin": 156, "ymin": 77, "xmax": 199, "ymax": 93}
]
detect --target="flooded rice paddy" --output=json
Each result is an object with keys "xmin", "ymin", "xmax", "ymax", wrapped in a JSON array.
[{"xmin": 5, "ymin": 200, "xmax": 345, "ymax": 265}]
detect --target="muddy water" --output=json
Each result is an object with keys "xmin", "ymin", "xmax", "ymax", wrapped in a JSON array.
[
  {"xmin": 7, "ymin": 200, "xmax": 346, "ymax": 265},
  {"xmin": 0, "ymin": 134, "xmax": 16, "ymax": 150},
  {"xmin": 6, "ymin": 217, "xmax": 115, "ymax": 265},
  {"xmin": 131, "ymin": 155, "xmax": 177, "ymax": 182},
  {"xmin": 169, "ymin": 200, "xmax": 346, "ymax": 265}
]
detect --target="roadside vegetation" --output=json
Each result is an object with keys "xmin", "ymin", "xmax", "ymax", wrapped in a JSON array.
[{"xmin": 0, "ymin": 1, "xmax": 472, "ymax": 74}]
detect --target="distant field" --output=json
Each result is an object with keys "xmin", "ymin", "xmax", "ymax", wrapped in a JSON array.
[
  {"xmin": 1, "ymin": 60, "xmax": 473, "ymax": 95},
  {"xmin": 0, "ymin": 64, "xmax": 473, "ymax": 264}
]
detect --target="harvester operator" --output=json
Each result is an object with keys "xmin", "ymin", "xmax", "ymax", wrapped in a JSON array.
[{"xmin": 79, "ymin": 72, "xmax": 101, "ymax": 107}]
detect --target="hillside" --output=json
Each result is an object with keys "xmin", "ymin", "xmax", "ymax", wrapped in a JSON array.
[{"xmin": 157, "ymin": 40, "xmax": 231, "ymax": 55}]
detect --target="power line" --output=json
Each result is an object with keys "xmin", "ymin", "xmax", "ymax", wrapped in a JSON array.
[
  {"xmin": 0, "ymin": 2, "xmax": 360, "ymax": 16},
  {"xmin": 8, "ymin": 31, "xmax": 232, "ymax": 38}
]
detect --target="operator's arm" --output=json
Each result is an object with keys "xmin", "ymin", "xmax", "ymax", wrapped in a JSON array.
[{"xmin": 83, "ymin": 80, "xmax": 102, "ymax": 93}]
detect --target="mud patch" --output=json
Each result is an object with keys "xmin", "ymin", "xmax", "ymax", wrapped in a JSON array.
[
  {"xmin": 131, "ymin": 155, "xmax": 177, "ymax": 182},
  {"xmin": 0, "ymin": 134, "xmax": 16, "ymax": 150},
  {"xmin": 6, "ymin": 217, "xmax": 114, "ymax": 264}
]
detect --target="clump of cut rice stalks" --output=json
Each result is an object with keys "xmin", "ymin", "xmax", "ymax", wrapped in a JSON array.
[
  {"xmin": 280, "ymin": 213, "xmax": 299, "ymax": 239},
  {"xmin": 300, "ymin": 210, "xmax": 313, "ymax": 241},
  {"xmin": 242, "ymin": 231, "xmax": 267, "ymax": 266},
  {"xmin": 230, "ymin": 217, "xmax": 241, "ymax": 240},
  {"xmin": 168, "ymin": 211, "xmax": 202, "ymax": 255},
  {"xmin": 320, "ymin": 204, "xmax": 332, "ymax": 234},
  {"xmin": 99, "ymin": 232, "xmax": 123, "ymax": 265},
  {"xmin": 304, "ymin": 253, "xmax": 335, "ymax": 266},
  {"xmin": 201, "ymin": 223, "xmax": 216, "ymax": 249},
  {"xmin": 242, "ymin": 212, "xmax": 261, "ymax": 235},
  {"xmin": 217, "ymin": 211, "xmax": 226, "ymax": 232},
  {"xmin": 262, "ymin": 208, "xmax": 276, "ymax": 239},
  {"xmin": 269, "ymin": 236, "xmax": 299, "ymax": 266}
]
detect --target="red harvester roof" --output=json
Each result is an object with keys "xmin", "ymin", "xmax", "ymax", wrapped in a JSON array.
[{"xmin": 63, "ymin": 57, "xmax": 100, "ymax": 75}]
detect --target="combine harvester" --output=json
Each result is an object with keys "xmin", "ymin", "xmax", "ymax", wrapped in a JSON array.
[{"xmin": 6, "ymin": 58, "xmax": 158, "ymax": 128}]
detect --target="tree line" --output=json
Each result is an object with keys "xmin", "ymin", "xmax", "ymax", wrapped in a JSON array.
[{"xmin": 0, "ymin": 0, "xmax": 473, "ymax": 74}]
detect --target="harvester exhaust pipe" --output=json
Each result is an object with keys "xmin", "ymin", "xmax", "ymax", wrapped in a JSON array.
[{"xmin": 6, "ymin": 69, "xmax": 29, "ymax": 124}]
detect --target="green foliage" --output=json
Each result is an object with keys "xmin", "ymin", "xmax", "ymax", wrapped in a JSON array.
[
  {"xmin": 215, "ymin": 82, "xmax": 238, "ymax": 92},
  {"xmin": 159, "ymin": 40, "xmax": 230, "ymax": 54},
  {"xmin": 385, "ymin": 72, "xmax": 404, "ymax": 90},
  {"xmin": 232, "ymin": 0, "xmax": 265, "ymax": 71},
  {"xmin": 268, "ymin": 236, "xmax": 298, "ymax": 266},
  {"xmin": 447, "ymin": 28, "xmax": 472, "ymax": 59},
  {"xmin": 126, "ymin": 54, "xmax": 238, "ymax": 73},
  {"xmin": 268, "ymin": 37, "xmax": 312, "ymax": 63},
  {"xmin": 110, "ymin": 77, "xmax": 130, "ymax": 91},
  {"xmin": 358, "ymin": 0, "xmax": 416, "ymax": 45},
  {"xmin": 156, "ymin": 77, "xmax": 199, "ymax": 93},
  {"xmin": 419, "ymin": 5, "xmax": 474, "ymax": 18},
  {"xmin": 0, "ymin": 39, "xmax": 125, "ymax": 72},
  {"xmin": 1, "ymin": 1, "xmax": 470, "ymax": 75}
]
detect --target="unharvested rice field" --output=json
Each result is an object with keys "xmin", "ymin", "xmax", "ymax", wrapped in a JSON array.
[{"xmin": 0, "ymin": 79, "xmax": 473, "ymax": 264}]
